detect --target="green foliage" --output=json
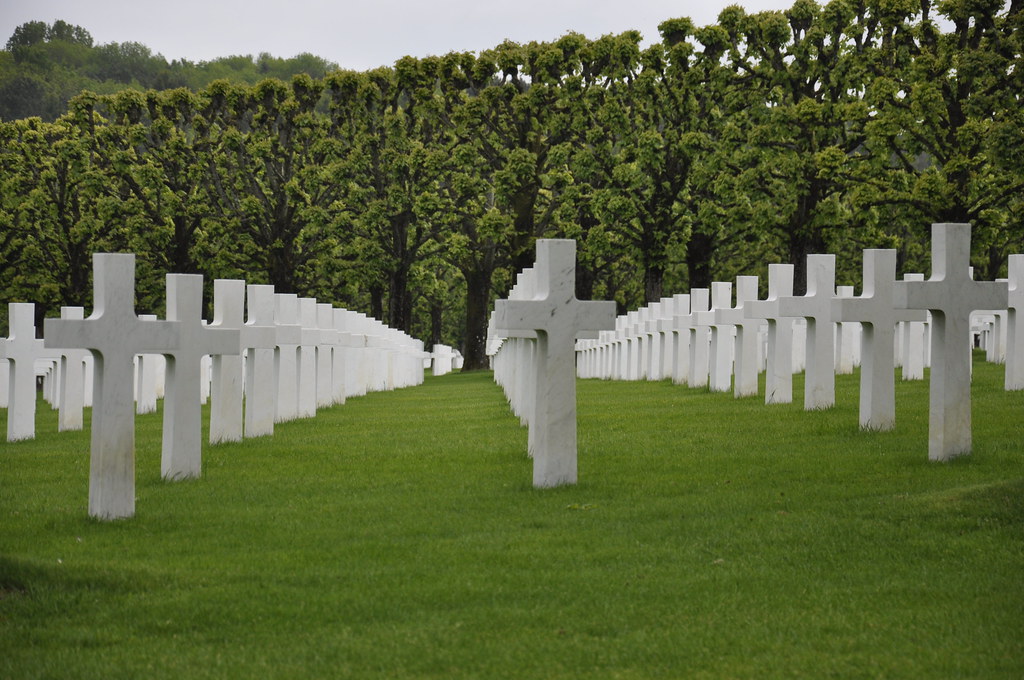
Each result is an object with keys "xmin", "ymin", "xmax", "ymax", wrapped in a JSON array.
[
  {"xmin": 1, "ymin": 4, "xmax": 1022, "ymax": 363},
  {"xmin": 1, "ymin": 363, "xmax": 1023, "ymax": 677}
]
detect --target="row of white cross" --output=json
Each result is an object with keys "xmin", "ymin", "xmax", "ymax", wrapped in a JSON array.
[
  {"xmin": 1, "ymin": 253, "xmax": 430, "ymax": 520},
  {"xmin": 489, "ymin": 224, "xmax": 1020, "ymax": 488}
]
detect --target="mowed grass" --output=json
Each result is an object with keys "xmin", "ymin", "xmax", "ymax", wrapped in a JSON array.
[{"xmin": 1, "ymin": 353, "xmax": 1022, "ymax": 679}]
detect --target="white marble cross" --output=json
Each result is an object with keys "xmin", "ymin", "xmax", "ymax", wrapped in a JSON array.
[
  {"xmin": 833, "ymin": 250, "xmax": 926, "ymax": 431},
  {"xmin": 834, "ymin": 286, "xmax": 858, "ymax": 375},
  {"xmin": 3, "ymin": 303, "xmax": 43, "ymax": 441},
  {"xmin": 161, "ymin": 274, "xmax": 240, "ymax": 480},
  {"xmin": 701, "ymin": 282, "xmax": 734, "ymax": 393},
  {"xmin": 297, "ymin": 297, "xmax": 319, "ymax": 418},
  {"xmin": 493, "ymin": 239, "xmax": 616, "ymax": 487},
  {"xmin": 274, "ymin": 293, "xmax": 302, "ymax": 423},
  {"xmin": 242, "ymin": 284, "xmax": 279, "ymax": 437},
  {"xmin": 669, "ymin": 293, "xmax": 690, "ymax": 385},
  {"xmin": 332, "ymin": 308, "xmax": 352, "ymax": 406},
  {"xmin": 135, "ymin": 322, "xmax": 161, "ymax": 416},
  {"xmin": 209, "ymin": 279, "xmax": 246, "ymax": 444},
  {"xmin": 57, "ymin": 306, "xmax": 89, "ymax": 432},
  {"xmin": 44, "ymin": 253, "xmax": 180, "ymax": 519},
  {"xmin": 316, "ymin": 302, "xmax": 337, "ymax": 408},
  {"xmin": 901, "ymin": 273, "xmax": 927, "ymax": 381},
  {"xmin": 716, "ymin": 276, "xmax": 760, "ymax": 398},
  {"xmin": 746, "ymin": 264, "xmax": 795, "ymax": 404},
  {"xmin": 684, "ymin": 289, "xmax": 710, "ymax": 388},
  {"xmin": 1006, "ymin": 255, "xmax": 1024, "ymax": 391},
  {"xmin": 894, "ymin": 223, "xmax": 1008, "ymax": 460},
  {"xmin": 778, "ymin": 255, "xmax": 837, "ymax": 410}
]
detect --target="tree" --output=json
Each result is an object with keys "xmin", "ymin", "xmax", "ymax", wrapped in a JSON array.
[
  {"xmin": 858, "ymin": 0, "xmax": 1024, "ymax": 279},
  {"xmin": 201, "ymin": 76, "xmax": 349, "ymax": 297}
]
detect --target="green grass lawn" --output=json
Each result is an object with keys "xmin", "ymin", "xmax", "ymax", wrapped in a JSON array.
[{"xmin": 2, "ymin": 354, "xmax": 1022, "ymax": 679}]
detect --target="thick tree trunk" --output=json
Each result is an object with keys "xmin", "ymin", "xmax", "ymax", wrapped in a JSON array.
[
  {"xmin": 429, "ymin": 301, "xmax": 443, "ymax": 348},
  {"xmin": 461, "ymin": 267, "xmax": 492, "ymax": 371},
  {"xmin": 388, "ymin": 267, "xmax": 412, "ymax": 333},
  {"xmin": 369, "ymin": 285, "xmax": 384, "ymax": 321},
  {"xmin": 686, "ymin": 230, "xmax": 714, "ymax": 289}
]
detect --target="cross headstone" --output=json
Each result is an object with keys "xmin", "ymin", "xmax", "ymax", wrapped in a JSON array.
[
  {"xmin": 1005, "ymin": 255, "xmax": 1024, "ymax": 390},
  {"xmin": 57, "ymin": 306, "xmax": 89, "ymax": 432},
  {"xmin": 209, "ymin": 279, "xmax": 246, "ymax": 444},
  {"xmin": 778, "ymin": 254, "xmax": 837, "ymax": 410},
  {"xmin": 835, "ymin": 286, "xmax": 859, "ymax": 375},
  {"xmin": 493, "ymin": 239, "xmax": 616, "ymax": 487},
  {"xmin": 901, "ymin": 273, "xmax": 927, "ymax": 381},
  {"xmin": 242, "ymin": 284, "xmax": 279, "ymax": 438},
  {"xmin": 894, "ymin": 223, "xmax": 1008, "ymax": 460},
  {"xmin": 0, "ymin": 356, "xmax": 8, "ymax": 409},
  {"xmin": 135, "ymin": 321, "xmax": 160, "ymax": 416},
  {"xmin": 161, "ymin": 274, "xmax": 240, "ymax": 480},
  {"xmin": 685, "ymin": 289, "xmax": 711, "ymax": 388},
  {"xmin": 3, "ymin": 303, "xmax": 43, "ymax": 441},
  {"xmin": 746, "ymin": 264, "xmax": 795, "ymax": 404},
  {"xmin": 274, "ymin": 293, "xmax": 302, "ymax": 423},
  {"xmin": 44, "ymin": 253, "xmax": 180, "ymax": 519},
  {"xmin": 716, "ymin": 276, "xmax": 760, "ymax": 398},
  {"xmin": 833, "ymin": 250, "xmax": 926, "ymax": 431},
  {"xmin": 701, "ymin": 282, "xmax": 734, "ymax": 393},
  {"xmin": 297, "ymin": 297, "xmax": 319, "ymax": 418},
  {"xmin": 316, "ymin": 302, "xmax": 337, "ymax": 408},
  {"xmin": 669, "ymin": 294, "xmax": 690, "ymax": 385},
  {"xmin": 654, "ymin": 297, "xmax": 675, "ymax": 380},
  {"xmin": 332, "ymin": 308, "xmax": 352, "ymax": 406}
]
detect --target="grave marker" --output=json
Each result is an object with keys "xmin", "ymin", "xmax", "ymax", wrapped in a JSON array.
[
  {"xmin": 1006, "ymin": 255, "xmax": 1024, "ymax": 390},
  {"xmin": 833, "ymin": 250, "xmax": 926, "ymax": 431},
  {"xmin": 746, "ymin": 264, "xmax": 795, "ymax": 404},
  {"xmin": 161, "ymin": 274, "xmax": 240, "ymax": 480},
  {"xmin": 3, "ymin": 303, "xmax": 42, "ymax": 441},
  {"xmin": 778, "ymin": 255, "xmax": 837, "ymax": 410},
  {"xmin": 700, "ymin": 283, "xmax": 734, "ymax": 393},
  {"xmin": 274, "ymin": 293, "xmax": 301, "ymax": 423},
  {"xmin": 297, "ymin": 297, "xmax": 318, "ymax": 418},
  {"xmin": 57, "ymin": 306, "xmax": 88, "ymax": 432},
  {"xmin": 493, "ymin": 239, "xmax": 616, "ymax": 487},
  {"xmin": 716, "ymin": 276, "xmax": 760, "ymax": 398},
  {"xmin": 44, "ymin": 253, "xmax": 180, "ymax": 519},
  {"xmin": 894, "ymin": 223, "xmax": 1008, "ymax": 460},
  {"xmin": 901, "ymin": 273, "xmax": 927, "ymax": 381},
  {"xmin": 209, "ymin": 279, "xmax": 245, "ymax": 444},
  {"xmin": 242, "ymin": 285, "xmax": 279, "ymax": 438}
]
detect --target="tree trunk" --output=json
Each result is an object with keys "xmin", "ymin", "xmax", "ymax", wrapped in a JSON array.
[
  {"xmin": 686, "ymin": 230, "xmax": 714, "ymax": 289},
  {"xmin": 430, "ymin": 300, "xmax": 443, "ymax": 348},
  {"xmin": 461, "ymin": 267, "xmax": 493, "ymax": 370},
  {"xmin": 369, "ymin": 285, "xmax": 384, "ymax": 321}
]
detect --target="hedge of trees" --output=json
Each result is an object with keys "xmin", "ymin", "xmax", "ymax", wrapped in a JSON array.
[{"xmin": 1, "ymin": 0, "xmax": 1021, "ymax": 369}]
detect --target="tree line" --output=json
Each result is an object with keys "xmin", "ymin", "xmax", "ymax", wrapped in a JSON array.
[
  {"xmin": 1, "ymin": 0, "xmax": 1021, "ymax": 369},
  {"xmin": 0, "ymin": 19, "xmax": 338, "ymax": 122}
]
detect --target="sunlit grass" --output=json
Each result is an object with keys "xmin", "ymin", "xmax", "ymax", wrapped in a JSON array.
[{"xmin": 1, "ymin": 354, "xmax": 1022, "ymax": 679}]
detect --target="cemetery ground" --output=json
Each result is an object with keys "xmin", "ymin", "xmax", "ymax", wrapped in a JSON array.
[{"xmin": 2, "ymin": 356, "xmax": 1022, "ymax": 679}]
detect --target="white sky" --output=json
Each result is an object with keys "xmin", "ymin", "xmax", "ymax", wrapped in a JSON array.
[{"xmin": 1, "ymin": 0, "xmax": 801, "ymax": 72}]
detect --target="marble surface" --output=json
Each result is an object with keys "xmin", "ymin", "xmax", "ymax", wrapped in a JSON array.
[
  {"xmin": 242, "ymin": 284, "xmax": 279, "ymax": 438},
  {"xmin": 746, "ymin": 264, "xmax": 795, "ymax": 405},
  {"xmin": 894, "ymin": 224, "xmax": 1008, "ymax": 460},
  {"xmin": 833, "ymin": 250, "xmax": 926, "ymax": 431},
  {"xmin": 209, "ymin": 279, "xmax": 246, "ymax": 444},
  {"xmin": 778, "ymin": 254, "xmax": 837, "ymax": 410},
  {"xmin": 161, "ymin": 274, "xmax": 240, "ymax": 480},
  {"xmin": 493, "ymin": 240, "xmax": 616, "ymax": 488},
  {"xmin": 3, "ymin": 303, "xmax": 40, "ymax": 441},
  {"xmin": 44, "ymin": 253, "xmax": 180, "ymax": 520}
]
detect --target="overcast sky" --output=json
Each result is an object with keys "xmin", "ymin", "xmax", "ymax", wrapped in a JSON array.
[{"xmin": 3, "ymin": 0, "xmax": 802, "ymax": 71}]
